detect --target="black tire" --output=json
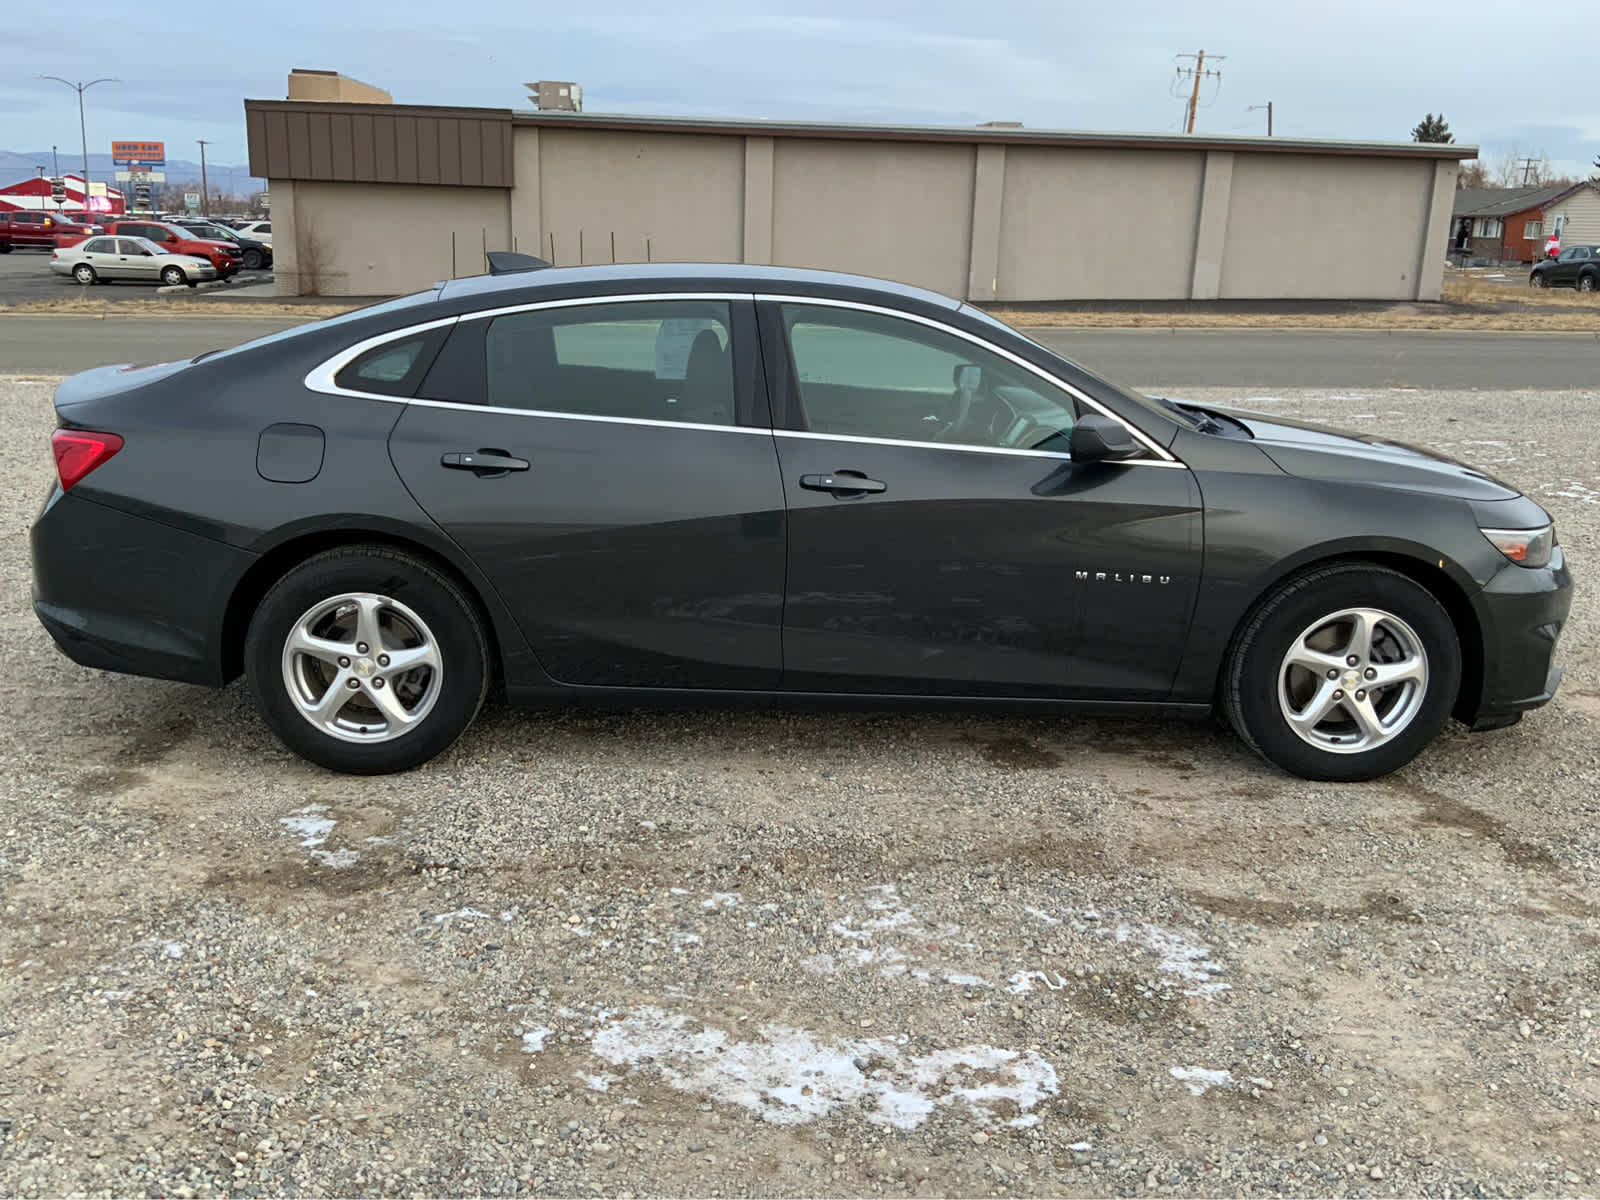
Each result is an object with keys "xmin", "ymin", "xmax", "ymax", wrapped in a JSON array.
[
  {"xmin": 160, "ymin": 265, "xmax": 185, "ymax": 286},
  {"xmin": 242, "ymin": 248, "xmax": 264, "ymax": 271},
  {"xmin": 72, "ymin": 263, "xmax": 96, "ymax": 285},
  {"xmin": 1222, "ymin": 563, "xmax": 1461, "ymax": 782},
  {"xmin": 1580, "ymin": 273, "xmax": 1597, "ymax": 294},
  {"xmin": 244, "ymin": 546, "xmax": 491, "ymax": 774},
  {"xmin": 0, "ymin": 243, "xmax": 11, "ymax": 254},
  {"xmin": 1530, "ymin": 271, "xmax": 1547, "ymax": 288}
]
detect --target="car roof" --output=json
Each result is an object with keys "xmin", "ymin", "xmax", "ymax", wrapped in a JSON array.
[{"xmin": 436, "ymin": 262, "xmax": 962, "ymax": 310}]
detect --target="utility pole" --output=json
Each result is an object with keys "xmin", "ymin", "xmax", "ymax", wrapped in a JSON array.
[
  {"xmin": 1518, "ymin": 157, "xmax": 1539, "ymax": 186},
  {"xmin": 197, "ymin": 139, "xmax": 211, "ymax": 216},
  {"xmin": 1174, "ymin": 51, "xmax": 1225, "ymax": 134},
  {"xmin": 1249, "ymin": 102, "xmax": 1273, "ymax": 135},
  {"xmin": 52, "ymin": 145, "xmax": 59, "ymax": 175},
  {"xmin": 39, "ymin": 76, "xmax": 118, "ymax": 198}
]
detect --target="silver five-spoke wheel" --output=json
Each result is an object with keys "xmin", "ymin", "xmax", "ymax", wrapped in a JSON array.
[
  {"xmin": 280, "ymin": 592, "xmax": 443, "ymax": 743},
  {"xmin": 1277, "ymin": 606, "xmax": 1429, "ymax": 754}
]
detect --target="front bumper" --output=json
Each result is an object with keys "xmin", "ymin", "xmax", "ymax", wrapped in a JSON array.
[
  {"xmin": 1463, "ymin": 545, "xmax": 1573, "ymax": 728},
  {"xmin": 31, "ymin": 489, "xmax": 254, "ymax": 686}
]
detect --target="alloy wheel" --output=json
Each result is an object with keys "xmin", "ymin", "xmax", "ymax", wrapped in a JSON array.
[
  {"xmin": 280, "ymin": 592, "xmax": 443, "ymax": 743},
  {"xmin": 1277, "ymin": 607, "xmax": 1429, "ymax": 754}
]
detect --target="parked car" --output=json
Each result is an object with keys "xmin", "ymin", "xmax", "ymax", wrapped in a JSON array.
[
  {"xmin": 0, "ymin": 210, "xmax": 101, "ymax": 252},
  {"xmin": 170, "ymin": 218, "xmax": 271, "ymax": 270},
  {"xmin": 1529, "ymin": 244, "xmax": 1600, "ymax": 292},
  {"xmin": 50, "ymin": 234, "xmax": 218, "ymax": 286},
  {"xmin": 97, "ymin": 220, "xmax": 242, "ymax": 277},
  {"xmin": 29, "ymin": 264, "xmax": 1571, "ymax": 779},
  {"xmin": 234, "ymin": 220, "xmax": 271, "ymax": 242}
]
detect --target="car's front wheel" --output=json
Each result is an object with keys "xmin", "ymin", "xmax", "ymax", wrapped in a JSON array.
[
  {"xmin": 1223, "ymin": 563, "xmax": 1461, "ymax": 781},
  {"xmin": 1530, "ymin": 271, "xmax": 1547, "ymax": 288},
  {"xmin": 160, "ymin": 265, "xmax": 185, "ymax": 286},
  {"xmin": 244, "ymin": 546, "xmax": 490, "ymax": 774},
  {"xmin": 242, "ymin": 248, "xmax": 264, "ymax": 270}
]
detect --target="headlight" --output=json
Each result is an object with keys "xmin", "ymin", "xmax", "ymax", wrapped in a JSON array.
[{"xmin": 1481, "ymin": 524, "xmax": 1554, "ymax": 569}]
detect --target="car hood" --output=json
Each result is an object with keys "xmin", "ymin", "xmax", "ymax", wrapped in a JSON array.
[{"xmin": 1213, "ymin": 406, "xmax": 1521, "ymax": 501}]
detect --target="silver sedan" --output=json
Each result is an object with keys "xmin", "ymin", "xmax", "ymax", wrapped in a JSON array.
[{"xmin": 50, "ymin": 235, "xmax": 218, "ymax": 287}]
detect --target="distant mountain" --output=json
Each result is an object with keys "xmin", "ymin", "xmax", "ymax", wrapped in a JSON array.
[{"xmin": 0, "ymin": 150, "xmax": 264, "ymax": 194}]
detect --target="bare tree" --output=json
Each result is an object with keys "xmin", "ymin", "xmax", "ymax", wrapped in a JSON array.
[
  {"xmin": 1488, "ymin": 145, "xmax": 1554, "ymax": 188},
  {"xmin": 294, "ymin": 218, "xmax": 332, "ymax": 297},
  {"xmin": 1458, "ymin": 160, "xmax": 1489, "ymax": 188}
]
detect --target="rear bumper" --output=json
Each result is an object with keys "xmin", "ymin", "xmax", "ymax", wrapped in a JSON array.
[
  {"xmin": 31, "ymin": 489, "xmax": 254, "ymax": 686},
  {"xmin": 1463, "ymin": 547, "xmax": 1573, "ymax": 728}
]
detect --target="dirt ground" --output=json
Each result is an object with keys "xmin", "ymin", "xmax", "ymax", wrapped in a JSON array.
[{"xmin": 1, "ymin": 379, "xmax": 1598, "ymax": 1198}]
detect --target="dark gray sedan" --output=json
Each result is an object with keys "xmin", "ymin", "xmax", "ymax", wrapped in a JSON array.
[{"xmin": 29, "ymin": 264, "xmax": 1571, "ymax": 779}]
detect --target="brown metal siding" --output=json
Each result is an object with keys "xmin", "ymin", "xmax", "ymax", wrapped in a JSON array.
[{"xmin": 243, "ymin": 100, "xmax": 514, "ymax": 188}]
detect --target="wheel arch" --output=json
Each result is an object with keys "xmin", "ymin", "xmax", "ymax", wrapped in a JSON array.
[
  {"xmin": 218, "ymin": 521, "xmax": 530, "ymax": 687},
  {"xmin": 1217, "ymin": 547, "xmax": 1484, "ymax": 724}
]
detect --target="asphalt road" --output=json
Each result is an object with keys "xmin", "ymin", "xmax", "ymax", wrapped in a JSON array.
[{"xmin": 2, "ymin": 314, "xmax": 1597, "ymax": 387}]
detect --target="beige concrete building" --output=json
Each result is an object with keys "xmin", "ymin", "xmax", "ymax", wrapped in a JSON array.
[
  {"xmin": 244, "ymin": 100, "xmax": 1472, "ymax": 301},
  {"xmin": 285, "ymin": 69, "xmax": 392, "ymax": 105}
]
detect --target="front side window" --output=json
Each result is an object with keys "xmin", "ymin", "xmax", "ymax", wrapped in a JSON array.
[
  {"xmin": 115, "ymin": 239, "xmax": 145, "ymax": 255},
  {"xmin": 484, "ymin": 300, "xmax": 736, "ymax": 426},
  {"xmin": 779, "ymin": 304, "xmax": 1081, "ymax": 454}
]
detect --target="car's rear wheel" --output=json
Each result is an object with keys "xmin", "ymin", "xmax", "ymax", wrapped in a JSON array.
[
  {"xmin": 160, "ymin": 265, "xmax": 185, "ymax": 286},
  {"xmin": 0, "ymin": 243, "xmax": 11, "ymax": 254},
  {"xmin": 244, "ymin": 546, "xmax": 490, "ymax": 774},
  {"xmin": 242, "ymin": 248, "xmax": 264, "ymax": 270},
  {"xmin": 1223, "ymin": 563, "xmax": 1461, "ymax": 781},
  {"xmin": 1580, "ymin": 274, "xmax": 1597, "ymax": 294},
  {"xmin": 72, "ymin": 263, "xmax": 95, "ymax": 284}
]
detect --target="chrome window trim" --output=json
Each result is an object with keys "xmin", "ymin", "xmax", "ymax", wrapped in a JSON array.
[
  {"xmin": 304, "ymin": 316, "xmax": 462, "ymax": 400},
  {"xmin": 301, "ymin": 289, "xmax": 1185, "ymax": 469},
  {"xmin": 403, "ymin": 395, "xmax": 771, "ymax": 436},
  {"xmin": 773, "ymin": 427, "xmax": 1184, "ymax": 466},
  {"xmin": 756, "ymin": 293, "xmax": 1179, "ymax": 464}
]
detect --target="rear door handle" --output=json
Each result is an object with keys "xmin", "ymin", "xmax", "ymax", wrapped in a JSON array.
[
  {"xmin": 442, "ymin": 450, "xmax": 530, "ymax": 475},
  {"xmin": 799, "ymin": 471, "xmax": 887, "ymax": 496}
]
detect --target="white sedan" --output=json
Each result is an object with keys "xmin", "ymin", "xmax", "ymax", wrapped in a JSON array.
[{"xmin": 50, "ymin": 235, "xmax": 219, "ymax": 287}]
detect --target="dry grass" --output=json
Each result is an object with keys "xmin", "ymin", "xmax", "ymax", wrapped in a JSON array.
[
  {"xmin": 0, "ymin": 297, "xmax": 361, "ymax": 318},
  {"xmin": 990, "ymin": 281, "xmax": 1600, "ymax": 332}
]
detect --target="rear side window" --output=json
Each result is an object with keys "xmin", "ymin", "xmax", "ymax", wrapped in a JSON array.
[
  {"xmin": 333, "ymin": 328, "xmax": 448, "ymax": 397},
  {"xmin": 483, "ymin": 300, "xmax": 735, "ymax": 426},
  {"xmin": 83, "ymin": 237, "xmax": 115, "ymax": 253}
]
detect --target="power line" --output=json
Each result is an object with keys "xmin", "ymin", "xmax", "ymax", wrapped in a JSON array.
[{"xmin": 1173, "ymin": 50, "xmax": 1225, "ymax": 134}]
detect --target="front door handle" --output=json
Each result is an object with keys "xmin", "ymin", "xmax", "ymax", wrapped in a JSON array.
[
  {"xmin": 799, "ymin": 470, "xmax": 887, "ymax": 496},
  {"xmin": 442, "ymin": 449, "xmax": 530, "ymax": 476}
]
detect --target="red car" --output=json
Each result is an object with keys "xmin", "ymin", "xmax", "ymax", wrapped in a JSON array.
[
  {"xmin": 0, "ymin": 210, "xmax": 103, "ymax": 252},
  {"xmin": 93, "ymin": 219, "xmax": 243, "ymax": 278}
]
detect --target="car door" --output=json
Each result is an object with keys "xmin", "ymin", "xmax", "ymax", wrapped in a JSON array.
[
  {"xmin": 1550, "ymin": 246, "xmax": 1582, "ymax": 284},
  {"xmin": 76, "ymin": 237, "xmax": 115, "ymax": 275},
  {"xmin": 116, "ymin": 238, "xmax": 159, "ymax": 280},
  {"xmin": 760, "ymin": 298, "xmax": 1202, "ymax": 700},
  {"xmin": 384, "ymin": 295, "xmax": 788, "ymax": 689}
]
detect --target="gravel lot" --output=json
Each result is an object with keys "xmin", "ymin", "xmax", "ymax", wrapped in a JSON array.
[{"xmin": 1, "ymin": 376, "xmax": 1597, "ymax": 1198}]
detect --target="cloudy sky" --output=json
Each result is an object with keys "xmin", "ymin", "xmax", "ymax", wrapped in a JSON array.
[{"xmin": 3, "ymin": 0, "xmax": 1597, "ymax": 177}]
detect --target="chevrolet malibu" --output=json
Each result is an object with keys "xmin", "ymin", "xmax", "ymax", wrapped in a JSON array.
[{"xmin": 30, "ymin": 264, "xmax": 1572, "ymax": 779}]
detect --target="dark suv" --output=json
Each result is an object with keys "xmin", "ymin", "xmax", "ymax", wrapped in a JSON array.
[{"xmin": 1530, "ymin": 244, "xmax": 1600, "ymax": 292}]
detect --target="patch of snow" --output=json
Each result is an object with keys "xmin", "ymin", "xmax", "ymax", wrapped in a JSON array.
[
  {"xmin": 942, "ymin": 973, "xmax": 991, "ymax": 988},
  {"xmin": 1109, "ymin": 922, "xmax": 1230, "ymax": 997},
  {"xmin": 638, "ymin": 821, "xmax": 657, "ymax": 831},
  {"xmin": 669, "ymin": 888, "xmax": 690, "ymax": 895},
  {"xmin": 279, "ymin": 805, "xmax": 335, "ymax": 848},
  {"xmin": 162, "ymin": 942, "xmax": 184, "ymax": 960},
  {"xmin": 1007, "ymin": 971, "xmax": 1067, "ymax": 994},
  {"xmin": 1023, "ymin": 906, "xmax": 1060, "ymax": 925},
  {"xmin": 433, "ymin": 908, "xmax": 492, "ymax": 923},
  {"xmin": 309, "ymin": 849, "xmax": 359, "ymax": 869},
  {"xmin": 1068, "ymin": 1141, "xmax": 1094, "ymax": 1152},
  {"xmin": 1170, "ymin": 1066, "xmax": 1235, "ymax": 1096},
  {"xmin": 702, "ymin": 892, "xmax": 741, "ymax": 910},
  {"xmin": 521, "ymin": 1027, "xmax": 552, "ymax": 1053},
  {"xmin": 583, "ymin": 1006, "xmax": 1057, "ymax": 1130},
  {"xmin": 577, "ymin": 1071, "xmax": 616, "ymax": 1092}
]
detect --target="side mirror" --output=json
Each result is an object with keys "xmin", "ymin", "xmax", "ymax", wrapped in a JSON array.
[
  {"xmin": 1069, "ymin": 413, "xmax": 1142, "ymax": 463},
  {"xmin": 166, "ymin": 234, "xmax": 179, "ymax": 243}
]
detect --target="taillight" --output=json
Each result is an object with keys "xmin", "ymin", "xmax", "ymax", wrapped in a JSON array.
[{"xmin": 51, "ymin": 429, "xmax": 124, "ymax": 491}]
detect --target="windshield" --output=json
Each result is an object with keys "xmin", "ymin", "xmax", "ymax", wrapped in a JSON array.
[
  {"xmin": 193, "ymin": 289, "xmax": 444, "ymax": 363},
  {"xmin": 955, "ymin": 303, "xmax": 1207, "ymax": 430}
]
